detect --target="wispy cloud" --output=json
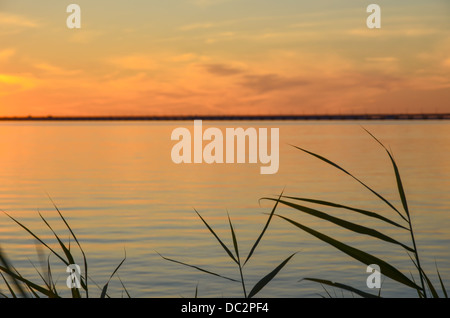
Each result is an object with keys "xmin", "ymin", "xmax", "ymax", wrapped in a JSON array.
[
  {"xmin": 34, "ymin": 63, "xmax": 82, "ymax": 76},
  {"xmin": 179, "ymin": 22, "xmax": 215, "ymax": 31},
  {"xmin": 240, "ymin": 74, "xmax": 310, "ymax": 93},
  {"xmin": 108, "ymin": 54, "xmax": 157, "ymax": 71},
  {"xmin": 0, "ymin": 12, "xmax": 39, "ymax": 28},
  {"xmin": 203, "ymin": 63, "xmax": 244, "ymax": 76},
  {"xmin": 347, "ymin": 27, "xmax": 440, "ymax": 37}
]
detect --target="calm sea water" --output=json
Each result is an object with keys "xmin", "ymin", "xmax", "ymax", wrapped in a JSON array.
[{"xmin": 0, "ymin": 121, "xmax": 449, "ymax": 298}]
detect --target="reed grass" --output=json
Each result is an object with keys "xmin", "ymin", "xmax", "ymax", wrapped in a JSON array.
[
  {"xmin": 159, "ymin": 199, "xmax": 296, "ymax": 298},
  {"xmin": 263, "ymin": 128, "xmax": 448, "ymax": 298},
  {"xmin": 0, "ymin": 200, "xmax": 127, "ymax": 298}
]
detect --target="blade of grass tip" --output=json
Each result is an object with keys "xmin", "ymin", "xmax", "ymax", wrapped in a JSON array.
[
  {"xmin": 280, "ymin": 195, "xmax": 409, "ymax": 231},
  {"xmin": 245, "ymin": 190, "xmax": 283, "ymax": 266},
  {"xmin": 362, "ymin": 128, "xmax": 426, "ymax": 296},
  {"xmin": 2, "ymin": 211, "xmax": 68, "ymax": 266},
  {"xmin": 276, "ymin": 214, "xmax": 421, "ymax": 290},
  {"xmin": 290, "ymin": 144, "xmax": 408, "ymax": 223},
  {"xmin": 38, "ymin": 212, "xmax": 84, "ymax": 298},
  {"xmin": 157, "ymin": 252, "xmax": 239, "ymax": 283},
  {"xmin": 47, "ymin": 196, "xmax": 89, "ymax": 297},
  {"xmin": 301, "ymin": 278, "xmax": 379, "ymax": 298},
  {"xmin": 265, "ymin": 198, "xmax": 415, "ymax": 253},
  {"xmin": 194, "ymin": 209, "xmax": 238, "ymax": 265},
  {"xmin": 248, "ymin": 252, "xmax": 296, "ymax": 298},
  {"xmin": 436, "ymin": 263, "xmax": 448, "ymax": 298},
  {"xmin": 362, "ymin": 128, "xmax": 410, "ymax": 219},
  {"xmin": 38, "ymin": 212, "xmax": 76, "ymax": 265},
  {"xmin": 101, "ymin": 251, "xmax": 127, "ymax": 298}
]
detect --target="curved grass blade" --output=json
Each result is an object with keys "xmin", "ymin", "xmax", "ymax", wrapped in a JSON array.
[
  {"xmin": 423, "ymin": 270, "xmax": 439, "ymax": 298},
  {"xmin": 320, "ymin": 284, "xmax": 332, "ymax": 298},
  {"xmin": 409, "ymin": 258, "xmax": 438, "ymax": 298},
  {"xmin": 276, "ymin": 214, "xmax": 421, "ymax": 290},
  {"xmin": 117, "ymin": 275, "xmax": 131, "ymax": 298},
  {"xmin": 29, "ymin": 260, "xmax": 52, "ymax": 293},
  {"xmin": 0, "ymin": 272, "xmax": 17, "ymax": 298},
  {"xmin": 48, "ymin": 196, "xmax": 89, "ymax": 297},
  {"xmin": 0, "ymin": 248, "xmax": 23, "ymax": 298},
  {"xmin": 245, "ymin": 191, "xmax": 283, "ymax": 266},
  {"xmin": 227, "ymin": 213, "xmax": 247, "ymax": 297},
  {"xmin": 410, "ymin": 272, "xmax": 423, "ymax": 298},
  {"xmin": 158, "ymin": 252, "xmax": 239, "ymax": 283},
  {"xmin": 2, "ymin": 211, "xmax": 68, "ymax": 266},
  {"xmin": 436, "ymin": 265, "xmax": 448, "ymax": 298},
  {"xmin": 195, "ymin": 209, "xmax": 238, "ymax": 265},
  {"xmin": 0, "ymin": 264, "xmax": 58, "ymax": 298},
  {"xmin": 101, "ymin": 253, "xmax": 126, "ymax": 299},
  {"xmin": 266, "ymin": 198, "xmax": 414, "ymax": 253},
  {"xmin": 302, "ymin": 278, "xmax": 379, "ymax": 298},
  {"xmin": 38, "ymin": 212, "xmax": 75, "ymax": 265},
  {"xmin": 47, "ymin": 255, "xmax": 58, "ymax": 296},
  {"xmin": 248, "ymin": 253, "xmax": 296, "ymax": 298},
  {"xmin": 290, "ymin": 145, "xmax": 408, "ymax": 223},
  {"xmin": 362, "ymin": 128, "xmax": 410, "ymax": 218},
  {"xmin": 227, "ymin": 213, "xmax": 240, "ymax": 263},
  {"xmin": 362, "ymin": 128, "xmax": 426, "ymax": 296},
  {"xmin": 281, "ymin": 196, "xmax": 408, "ymax": 230},
  {"xmin": 38, "ymin": 212, "xmax": 84, "ymax": 297}
]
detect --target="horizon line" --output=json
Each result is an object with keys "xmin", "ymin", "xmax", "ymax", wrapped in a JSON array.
[{"xmin": 0, "ymin": 113, "xmax": 449, "ymax": 121}]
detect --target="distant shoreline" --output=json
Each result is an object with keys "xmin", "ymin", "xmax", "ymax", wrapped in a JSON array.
[{"xmin": 0, "ymin": 114, "xmax": 449, "ymax": 121}]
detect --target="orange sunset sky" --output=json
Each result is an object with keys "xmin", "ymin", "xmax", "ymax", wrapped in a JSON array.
[{"xmin": 0, "ymin": 0, "xmax": 449, "ymax": 116}]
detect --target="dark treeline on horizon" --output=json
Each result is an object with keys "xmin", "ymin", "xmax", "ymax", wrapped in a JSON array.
[{"xmin": 0, "ymin": 113, "xmax": 449, "ymax": 121}]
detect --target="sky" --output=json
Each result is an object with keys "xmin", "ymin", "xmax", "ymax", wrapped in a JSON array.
[{"xmin": 0, "ymin": 0, "xmax": 449, "ymax": 116}]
